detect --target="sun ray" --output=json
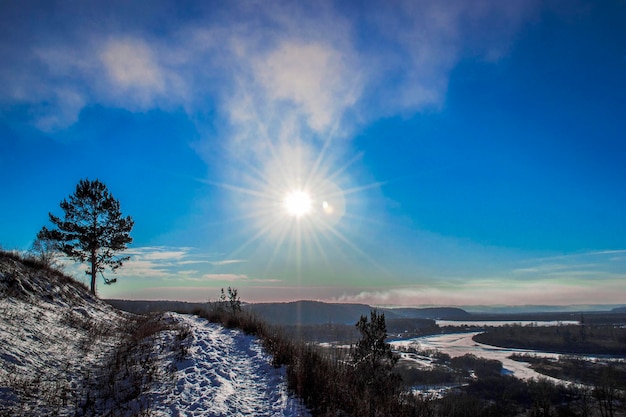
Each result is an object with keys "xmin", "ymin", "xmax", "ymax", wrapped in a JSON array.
[
  {"xmin": 263, "ymin": 220, "xmax": 293, "ymax": 277},
  {"xmin": 203, "ymin": 112, "xmax": 388, "ymax": 299},
  {"xmin": 323, "ymin": 223, "xmax": 389, "ymax": 276},
  {"xmin": 201, "ymin": 179, "xmax": 274, "ymax": 199},
  {"xmin": 305, "ymin": 75, "xmax": 362, "ymax": 190},
  {"xmin": 303, "ymin": 220, "xmax": 334, "ymax": 270},
  {"xmin": 232, "ymin": 77, "xmax": 288, "ymax": 181},
  {"xmin": 306, "ymin": 129, "xmax": 335, "ymax": 190},
  {"xmin": 322, "ymin": 151, "xmax": 365, "ymax": 186},
  {"xmin": 339, "ymin": 181, "xmax": 387, "ymax": 196},
  {"xmin": 225, "ymin": 215, "xmax": 285, "ymax": 260}
]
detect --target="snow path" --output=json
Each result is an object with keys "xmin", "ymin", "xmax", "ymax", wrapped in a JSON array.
[{"xmin": 153, "ymin": 314, "xmax": 309, "ymax": 417}]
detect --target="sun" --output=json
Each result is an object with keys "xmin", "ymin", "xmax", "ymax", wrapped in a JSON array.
[
  {"xmin": 209, "ymin": 136, "xmax": 383, "ymax": 279},
  {"xmin": 283, "ymin": 190, "xmax": 312, "ymax": 217}
]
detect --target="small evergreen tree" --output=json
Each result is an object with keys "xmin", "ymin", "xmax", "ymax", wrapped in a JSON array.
[
  {"xmin": 352, "ymin": 310, "xmax": 401, "ymax": 416},
  {"xmin": 217, "ymin": 287, "xmax": 241, "ymax": 314},
  {"xmin": 37, "ymin": 178, "xmax": 134, "ymax": 295},
  {"xmin": 227, "ymin": 287, "xmax": 241, "ymax": 313},
  {"xmin": 353, "ymin": 309, "xmax": 397, "ymax": 372}
]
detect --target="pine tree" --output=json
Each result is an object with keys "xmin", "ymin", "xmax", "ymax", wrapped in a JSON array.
[
  {"xmin": 38, "ymin": 178, "xmax": 134, "ymax": 295},
  {"xmin": 353, "ymin": 310, "xmax": 397, "ymax": 372},
  {"xmin": 353, "ymin": 310, "xmax": 401, "ymax": 416}
]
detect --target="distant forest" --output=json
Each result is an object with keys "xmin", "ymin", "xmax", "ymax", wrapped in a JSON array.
[{"xmin": 474, "ymin": 324, "xmax": 626, "ymax": 356}]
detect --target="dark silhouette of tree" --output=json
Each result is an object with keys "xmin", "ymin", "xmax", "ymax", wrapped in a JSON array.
[
  {"xmin": 353, "ymin": 310, "xmax": 397, "ymax": 371},
  {"xmin": 37, "ymin": 178, "xmax": 134, "ymax": 295},
  {"xmin": 227, "ymin": 287, "xmax": 241, "ymax": 313},
  {"xmin": 218, "ymin": 287, "xmax": 241, "ymax": 314},
  {"xmin": 352, "ymin": 310, "xmax": 401, "ymax": 416},
  {"xmin": 594, "ymin": 367, "xmax": 620, "ymax": 417}
]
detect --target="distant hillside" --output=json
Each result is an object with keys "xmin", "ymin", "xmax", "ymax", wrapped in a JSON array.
[
  {"xmin": 387, "ymin": 307, "xmax": 471, "ymax": 320},
  {"xmin": 612, "ymin": 306, "xmax": 626, "ymax": 313},
  {"xmin": 247, "ymin": 300, "xmax": 471, "ymax": 325},
  {"xmin": 107, "ymin": 298, "xmax": 472, "ymax": 325},
  {"xmin": 468, "ymin": 305, "xmax": 626, "ymax": 314},
  {"xmin": 107, "ymin": 298, "xmax": 210, "ymax": 314},
  {"xmin": 248, "ymin": 300, "xmax": 384, "ymax": 325}
]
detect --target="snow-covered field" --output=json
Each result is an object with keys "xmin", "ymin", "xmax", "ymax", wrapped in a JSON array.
[
  {"xmin": 0, "ymin": 254, "xmax": 309, "ymax": 416},
  {"xmin": 392, "ymin": 332, "xmax": 563, "ymax": 383}
]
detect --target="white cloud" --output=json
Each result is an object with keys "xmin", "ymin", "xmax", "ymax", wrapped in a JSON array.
[
  {"xmin": 100, "ymin": 38, "xmax": 165, "ymax": 97},
  {"xmin": 32, "ymin": 87, "xmax": 86, "ymax": 132},
  {"xmin": 209, "ymin": 259, "xmax": 248, "ymax": 266},
  {"xmin": 95, "ymin": 36, "xmax": 191, "ymax": 112},
  {"xmin": 253, "ymin": 40, "xmax": 359, "ymax": 132},
  {"xmin": 2, "ymin": 29, "xmax": 193, "ymax": 130},
  {"xmin": 0, "ymin": 0, "xmax": 541, "ymax": 137},
  {"xmin": 356, "ymin": 0, "xmax": 540, "ymax": 117},
  {"xmin": 198, "ymin": 274, "xmax": 249, "ymax": 282},
  {"xmin": 199, "ymin": 273, "xmax": 281, "ymax": 283},
  {"xmin": 140, "ymin": 249, "xmax": 189, "ymax": 261},
  {"xmin": 77, "ymin": 246, "xmax": 251, "ymax": 283}
]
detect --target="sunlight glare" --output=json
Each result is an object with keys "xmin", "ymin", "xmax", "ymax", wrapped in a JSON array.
[{"xmin": 284, "ymin": 190, "xmax": 312, "ymax": 217}]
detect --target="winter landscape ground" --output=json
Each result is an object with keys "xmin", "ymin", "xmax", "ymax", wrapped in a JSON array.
[
  {"xmin": 0, "ymin": 251, "xmax": 309, "ymax": 416},
  {"xmin": 2, "ymin": 250, "xmax": 626, "ymax": 416}
]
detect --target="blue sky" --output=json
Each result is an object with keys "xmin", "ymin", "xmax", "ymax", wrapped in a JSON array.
[{"xmin": 1, "ymin": 0, "xmax": 625, "ymax": 307}]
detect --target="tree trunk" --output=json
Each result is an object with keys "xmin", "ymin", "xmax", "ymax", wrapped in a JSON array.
[
  {"xmin": 90, "ymin": 250, "xmax": 97, "ymax": 295},
  {"xmin": 90, "ymin": 203, "xmax": 98, "ymax": 296}
]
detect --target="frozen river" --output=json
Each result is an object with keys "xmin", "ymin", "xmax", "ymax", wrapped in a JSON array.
[
  {"xmin": 391, "ymin": 332, "xmax": 563, "ymax": 383},
  {"xmin": 435, "ymin": 320, "xmax": 579, "ymax": 327}
]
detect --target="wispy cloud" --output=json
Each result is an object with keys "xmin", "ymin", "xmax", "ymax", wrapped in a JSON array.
[
  {"xmin": 190, "ymin": 274, "xmax": 249, "ymax": 282},
  {"xmin": 131, "ymin": 247, "xmax": 190, "ymax": 261},
  {"xmin": 527, "ymin": 250, "xmax": 626, "ymax": 262},
  {"xmin": 252, "ymin": 39, "xmax": 360, "ymax": 133},
  {"xmin": 100, "ymin": 37, "xmax": 170, "ymax": 107},
  {"xmin": 209, "ymin": 259, "xmax": 248, "ymax": 266},
  {"xmin": 512, "ymin": 250, "xmax": 626, "ymax": 282},
  {"xmin": 330, "ymin": 246, "xmax": 626, "ymax": 307},
  {"xmin": 196, "ymin": 274, "xmax": 281, "ymax": 283},
  {"xmin": 61, "ymin": 246, "xmax": 251, "ymax": 284},
  {"xmin": 0, "ymin": 0, "xmax": 541, "ymax": 139}
]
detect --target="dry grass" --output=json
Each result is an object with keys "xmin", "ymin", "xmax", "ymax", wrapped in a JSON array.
[{"xmin": 190, "ymin": 302, "xmax": 430, "ymax": 417}]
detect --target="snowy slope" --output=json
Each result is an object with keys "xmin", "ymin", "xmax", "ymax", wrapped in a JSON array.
[
  {"xmin": 0, "ymin": 254, "xmax": 129, "ymax": 415},
  {"xmin": 0, "ymin": 253, "xmax": 309, "ymax": 416}
]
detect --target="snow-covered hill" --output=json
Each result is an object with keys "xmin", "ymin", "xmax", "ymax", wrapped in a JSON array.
[{"xmin": 0, "ymin": 252, "xmax": 309, "ymax": 416}]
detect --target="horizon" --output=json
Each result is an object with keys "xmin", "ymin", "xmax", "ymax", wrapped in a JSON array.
[
  {"xmin": 1, "ymin": 1, "xmax": 625, "ymax": 307},
  {"xmin": 103, "ymin": 296, "xmax": 625, "ymax": 314}
]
